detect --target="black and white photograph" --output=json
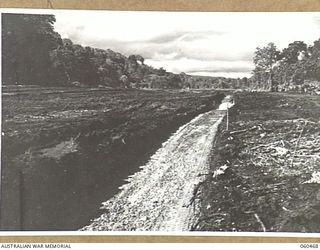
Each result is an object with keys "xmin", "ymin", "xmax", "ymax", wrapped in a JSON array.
[{"xmin": 1, "ymin": 9, "xmax": 320, "ymax": 233}]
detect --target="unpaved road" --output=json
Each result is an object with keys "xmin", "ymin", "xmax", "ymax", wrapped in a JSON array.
[{"xmin": 82, "ymin": 96, "xmax": 233, "ymax": 231}]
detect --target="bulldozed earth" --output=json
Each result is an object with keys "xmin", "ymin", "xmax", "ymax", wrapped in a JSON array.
[
  {"xmin": 1, "ymin": 85, "xmax": 225, "ymax": 230},
  {"xmin": 2, "ymin": 85, "xmax": 320, "ymax": 232},
  {"xmin": 194, "ymin": 92, "xmax": 320, "ymax": 232}
]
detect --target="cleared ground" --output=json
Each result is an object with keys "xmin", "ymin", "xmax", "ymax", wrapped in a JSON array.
[
  {"xmin": 195, "ymin": 92, "xmax": 320, "ymax": 232},
  {"xmin": 4, "ymin": 86, "xmax": 317, "ymax": 232},
  {"xmin": 1, "ymin": 85, "xmax": 224, "ymax": 230}
]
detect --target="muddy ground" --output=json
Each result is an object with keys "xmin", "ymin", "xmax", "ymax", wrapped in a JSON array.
[
  {"xmin": 1, "ymin": 85, "xmax": 225, "ymax": 230},
  {"xmin": 195, "ymin": 92, "xmax": 320, "ymax": 232}
]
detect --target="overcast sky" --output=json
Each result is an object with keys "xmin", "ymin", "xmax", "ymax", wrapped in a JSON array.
[{"xmin": 51, "ymin": 11, "xmax": 320, "ymax": 78}]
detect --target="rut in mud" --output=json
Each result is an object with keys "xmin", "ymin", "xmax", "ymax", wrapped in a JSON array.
[{"xmin": 82, "ymin": 96, "xmax": 234, "ymax": 231}]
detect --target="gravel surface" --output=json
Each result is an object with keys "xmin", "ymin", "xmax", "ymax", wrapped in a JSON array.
[{"xmin": 81, "ymin": 97, "xmax": 233, "ymax": 231}]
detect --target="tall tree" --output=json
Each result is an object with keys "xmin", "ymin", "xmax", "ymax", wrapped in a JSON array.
[
  {"xmin": 253, "ymin": 42, "xmax": 281, "ymax": 91},
  {"xmin": 281, "ymin": 41, "xmax": 308, "ymax": 64},
  {"xmin": 304, "ymin": 39, "xmax": 320, "ymax": 81},
  {"xmin": 2, "ymin": 13, "xmax": 62, "ymax": 85}
]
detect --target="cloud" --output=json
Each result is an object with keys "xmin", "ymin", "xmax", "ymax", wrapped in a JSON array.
[
  {"xmin": 75, "ymin": 33, "xmax": 254, "ymax": 65},
  {"xmin": 145, "ymin": 57, "xmax": 254, "ymax": 76},
  {"xmin": 314, "ymin": 16, "xmax": 320, "ymax": 27},
  {"xmin": 61, "ymin": 27, "xmax": 235, "ymax": 62},
  {"xmin": 52, "ymin": 11, "xmax": 320, "ymax": 78},
  {"xmin": 169, "ymin": 49, "xmax": 253, "ymax": 62},
  {"xmin": 186, "ymin": 66, "xmax": 253, "ymax": 74},
  {"xmin": 189, "ymin": 72, "xmax": 252, "ymax": 78},
  {"xmin": 146, "ymin": 30, "xmax": 226, "ymax": 44}
]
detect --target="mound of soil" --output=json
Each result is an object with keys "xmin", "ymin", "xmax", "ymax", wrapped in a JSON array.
[{"xmin": 195, "ymin": 92, "xmax": 320, "ymax": 232}]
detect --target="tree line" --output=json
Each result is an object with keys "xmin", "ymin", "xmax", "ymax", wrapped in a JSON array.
[
  {"xmin": 2, "ymin": 13, "xmax": 175, "ymax": 87},
  {"xmin": 253, "ymin": 40, "xmax": 320, "ymax": 93},
  {"xmin": 1, "ymin": 13, "xmax": 248, "ymax": 90},
  {"xmin": 3, "ymin": 13, "xmax": 320, "ymax": 92}
]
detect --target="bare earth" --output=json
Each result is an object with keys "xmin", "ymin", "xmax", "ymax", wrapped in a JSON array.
[
  {"xmin": 82, "ymin": 97, "xmax": 233, "ymax": 231},
  {"xmin": 2, "ymin": 86, "xmax": 225, "ymax": 230}
]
